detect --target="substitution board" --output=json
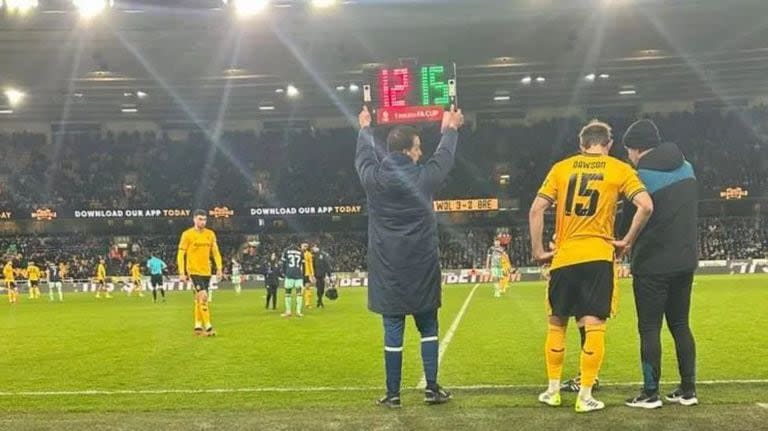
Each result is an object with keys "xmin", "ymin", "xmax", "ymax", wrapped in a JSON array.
[{"xmin": 363, "ymin": 62, "xmax": 457, "ymax": 125}]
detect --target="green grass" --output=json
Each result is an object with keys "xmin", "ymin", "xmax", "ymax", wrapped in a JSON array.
[{"xmin": 1, "ymin": 275, "xmax": 767, "ymax": 430}]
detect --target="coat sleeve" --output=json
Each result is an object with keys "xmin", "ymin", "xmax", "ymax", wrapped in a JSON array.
[
  {"xmin": 616, "ymin": 198, "xmax": 636, "ymax": 239},
  {"xmin": 423, "ymin": 128, "xmax": 458, "ymax": 191},
  {"xmin": 326, "ymin": 253, "xmax": 334, "ymax": 276},
  {"xmin": 355, "ymin": 127, "xmax": 379, "ymax": 191}
]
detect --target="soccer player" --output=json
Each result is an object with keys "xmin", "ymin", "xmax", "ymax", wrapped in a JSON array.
[
  {"xmin": 530, "ymin": 120, "xmax": 654, "ymax": 413},
  {"xmin": 4, "ymin": 259, "xmax": 18, "ymax": 304},
  {"xmin": 177, "ymin": 210, "xmax": 222, "ymax": 337},
  {"xmin": 95, "ymin": 258, "xmax": 111, "ymax": 299},
  {"xmin": 27, "ymin": 261, "xmax": 42, "ymax": 299},
  {"xmin": 621, "ymin": 120, "xmax": 699, "ymax": 408},
  {"xmin": 231, "ymin": 258, "xmax": 242, "ymax": 295},
  {"xmin": 147, "ymin": 253, "xmax": 167, "ymax": 303},
  {"xmin": 129, "ymin": 261, "xmax": 144, "ymax": 297},
  {"xmin": 47, "ymin": 261, "xmax": 64, "ymax": 302},
  {"xmin": 312, "ymin": 244, "xmax": 333, "ymax": 308},
  {"xmin": 486, "ymin": 238, "xmax": 507, "ymax": 298},
  {"xmin": 301, "ymin": 243, "xmax": 315, "ymax": 309},
  {"xmin": 499, "ymin": 252, "xmax": 512, "ymax": 294},
  {"xmin": 281, "ymin": 244, "xmax": 305, "ymax": 317}
]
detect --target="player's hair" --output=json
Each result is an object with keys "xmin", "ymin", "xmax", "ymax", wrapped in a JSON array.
[
  {"xmin": 386, "ymin": 126, "xmax": 419, "ymax": 153},
  {"xmin": 579, "ymin": 120, "xmax": 613, "ymax": 148},
  {"xmin": 193, "ymin": 209, "xmax": 207, "ymax": 218}
]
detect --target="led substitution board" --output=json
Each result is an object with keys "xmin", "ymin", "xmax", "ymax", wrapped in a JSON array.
[{"xmin": 363, "ymin": 63, "xmax": 457, "ymax": 125}]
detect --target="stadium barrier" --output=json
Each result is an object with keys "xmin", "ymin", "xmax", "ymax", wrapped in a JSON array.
[
  {"xmin": 0, "ymin": 259, "xmax": 764, "ymax": 293},
  {"xmin": 301, "ymin": 258, "xmax": 768, "ymax": 286}
]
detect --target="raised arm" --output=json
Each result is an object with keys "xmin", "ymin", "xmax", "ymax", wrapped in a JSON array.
[
  {"xmin": 424, "ymin": 107, "xmax": 463, "ymax": 190},
  {"xmin": 424, "ymin": 129, "xmax": 458, "ymax": 191},
  {"xmin": 355, "ymin": 106, "xmax": 379, "ymax": 190}
]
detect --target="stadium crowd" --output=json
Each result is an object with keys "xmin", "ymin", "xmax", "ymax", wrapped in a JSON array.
[
  {"xmin": 0, "ymin": 107, "xmax": 766, "ymax": 278},
  {"xmin": 0, "ymin": 217, "xmax": 763, "ymax": 280},
  {"xmin": 0, "ymin": 108, "xmax": 766, "ymax": 213},
  {"xmin": 698, "ymin": 217, "xmax": 768, "ymax": 260}
]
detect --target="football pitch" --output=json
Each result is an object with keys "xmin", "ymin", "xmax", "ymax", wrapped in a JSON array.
[{"xmin": 1, "ymin": 274, "xmax": 767, "ymax": 430}]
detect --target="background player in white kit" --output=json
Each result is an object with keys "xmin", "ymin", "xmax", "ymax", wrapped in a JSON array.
[
  {"xmin": 231, "ymin": 258, "xmax": 242, "ymax": 295},
  {"xmin": 486, "ymin": 238, "xmax": 507, "ymax": 298}
]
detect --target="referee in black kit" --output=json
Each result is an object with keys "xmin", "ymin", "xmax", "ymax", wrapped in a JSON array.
[
  {"xmin": 621, "ymin": 120, "xmax": 699, "ymax": 409},
  {"xmin": 355, "ymin": 105, "xmax": 463, "ymax": 408}
]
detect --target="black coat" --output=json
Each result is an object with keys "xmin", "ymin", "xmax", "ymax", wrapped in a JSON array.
[
  {"xmin": 313, "ymin": 251, "xmax": 333, "ymax": 278},
  {"xmin": 261, "ymin": 260, "xmax": 282, "ymax": 287},
  {"xmin": 355, "ymin": 127, "xmax": 458, "ymax": 315},
  {"xmin": 621, "ymin": 142, "xmax": 698, "ymax": 275}
]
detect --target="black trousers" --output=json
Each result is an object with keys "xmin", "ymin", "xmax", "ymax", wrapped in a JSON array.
[
  {"xmin": 633, "ymin": 271, "xmax": 697, "ymax": 394},
  {"xmin": 316, "ymin": 276, "xmax": 326, "ymax": 306},
  {"xmin": 266, "ymin": 283, "xmax": 278, "ymax": 309}
]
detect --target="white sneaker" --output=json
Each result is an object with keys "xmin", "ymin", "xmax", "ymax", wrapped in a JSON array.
[
  {"xmin": 575, "ymin": 396, "xmax": 605, "ymax": 413},
  {"xmin": 538, "ymin": 391, "xmax": 561, "ymax": 407}
]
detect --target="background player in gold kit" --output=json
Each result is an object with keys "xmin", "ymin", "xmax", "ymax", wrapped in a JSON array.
[
  {"xmin": 177, "ymin": 209, "xmax": 223, "ymax": 337},
  {"xmin": 26, "ymin": 261, "xmax": 42, "ymax": 300},
  {"xmin": 129, "ymin": 261, "xmax": 144, "ymax": 297},
  {"xmin": 95, "ymin": 258, "xmax": 111, "ymax": 299},
  {"xmin": 499, "ymin": 252, "xmax": 512, "ymax": 294},
  {"xmin": 530, "ymin": 120, "xmax": 654, "ymax": 413},
  {"xmin": 4, "ymin": 259, "xmax": 18, "ymax": 304},
  {"xmin": 301, "ymin": 242, "xmax": 315, "ymax": 309}
]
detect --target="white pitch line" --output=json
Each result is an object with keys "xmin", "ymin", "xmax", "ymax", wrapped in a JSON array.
[
  {"xmin": 0, "ymin": 379, "xmax": 767, "ymax": 397},
  {"xmin": 452, "ymin": 379, "xmax": 768, "ymax": 389},
  {"xmin": 0, "ymin": 387, "xmax": 373, "ymax": 397},
  {"xmin": 758, "ymin": 403, "xmax": 768, "ymax": 409},
  {"xmin": 417, "ymin": 283, "xmax": 481, "ymax": 389}
]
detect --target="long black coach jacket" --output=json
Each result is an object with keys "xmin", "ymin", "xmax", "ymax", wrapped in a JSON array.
[{"xmin": 355, "ymin": 127, "xmax": 458, "ymax": 315}]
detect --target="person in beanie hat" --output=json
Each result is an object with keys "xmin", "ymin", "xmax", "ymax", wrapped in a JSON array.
[
  {"xmin": 622, "ymin": 119, "xmax": 700, "ymax": 409},
  {"xmin": 622, "ymin": 119, "xmax": 662, "ymax": 150}
]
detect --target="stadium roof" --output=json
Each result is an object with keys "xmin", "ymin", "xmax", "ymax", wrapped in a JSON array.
[{"xmin": 1, "ymin": 0, "xmax": 768, "ymax": 122}]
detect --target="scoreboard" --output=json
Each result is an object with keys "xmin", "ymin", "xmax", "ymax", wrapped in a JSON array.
[{"xmin": 363, "ymin": 62, "xmax": 457, "ymax": 125}]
